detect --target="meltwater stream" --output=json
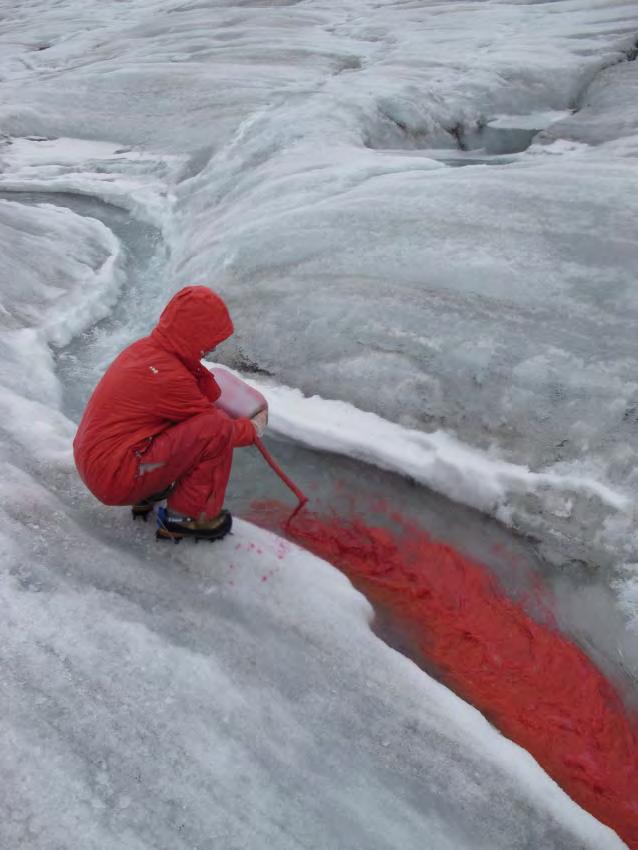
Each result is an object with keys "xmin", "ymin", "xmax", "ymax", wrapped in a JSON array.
[
  {"xmin": 19, "ymin": 187, "xmax": 637, "ymax": 846},
  {"xmin": 37, "ymin": 189, "xmax": 638, "ymax": 691}
]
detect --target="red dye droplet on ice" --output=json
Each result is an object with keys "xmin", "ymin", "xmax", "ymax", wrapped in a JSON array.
[{"xmin": 249, "ymin": 500, "xmax": 638, "ymax": 848}]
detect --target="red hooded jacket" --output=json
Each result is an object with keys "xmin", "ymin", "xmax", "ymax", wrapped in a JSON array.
[{"xmin": 73, "ymin": 286, "xmax": 254, "ymax": 504}]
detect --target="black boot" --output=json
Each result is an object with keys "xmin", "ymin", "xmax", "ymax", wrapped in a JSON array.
[{"xmin": 155, "ymin": 506, "xmax": 232, "ymax": 543}]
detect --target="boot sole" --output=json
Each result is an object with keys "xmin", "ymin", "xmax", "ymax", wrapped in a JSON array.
[
  {"xmin": 155, "ymin": 527, "xmax": 232, "ymax": 544},
  {"xmin": 155, "ymin": 510, "xmax": 232, "ymax": 543}
]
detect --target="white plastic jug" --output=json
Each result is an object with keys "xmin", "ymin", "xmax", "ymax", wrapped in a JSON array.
[{"xmin": 212, "ymin": 367, "xmax": 267, "ymax": 419}]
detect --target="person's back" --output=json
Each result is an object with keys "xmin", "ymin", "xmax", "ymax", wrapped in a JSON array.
[{"xmin": 74, "ymin": 285, "xmax": 266, "ymax": 541}]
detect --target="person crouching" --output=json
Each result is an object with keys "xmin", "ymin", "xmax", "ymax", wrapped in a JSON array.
[{"xmin": 73, "ymin": 286, "xmax": 267, "ymax": 541}]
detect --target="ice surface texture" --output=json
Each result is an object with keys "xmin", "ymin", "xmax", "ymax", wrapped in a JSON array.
[
  {"xmin": 1, "ymin": 0, "xmax": 637, "ymax": 575},
  {"xmin": 1, "ymin": 0, "xmax": 638, "ymax": 847}
]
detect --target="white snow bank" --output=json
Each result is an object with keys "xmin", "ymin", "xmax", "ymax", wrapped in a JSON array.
[
  {"xmin": 0, "ymin": 136, "xmax": 184, "ymax": 228},
  {"xmin": 0, "ymin": 199, "xmax": 123, "ymax": 346},
  {"xmin": 0, "ymin": 199, "xmax": 125, "ymax": 413},
  {"xmin": 210, "ymin": 363, "xmax": 630, "ymax": 515}
]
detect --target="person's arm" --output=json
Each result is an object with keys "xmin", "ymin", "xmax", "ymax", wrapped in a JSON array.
[
  {"xmin": 148, "ymin": 365, "xmax": 264, "ymax": 447},
  {"xmin": 149, "ymin": 371, "xmax": 218, "ymax": 422},
  {"xmin": 231, "ymin": 409, "xmax": 267, "ymax": 447},
  {"xmin": 232, "ymin": 417, "xmax": 256, "ymax": 447}
]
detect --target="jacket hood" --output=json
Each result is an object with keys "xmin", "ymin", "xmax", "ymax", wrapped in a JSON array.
[{"xmin": 150, "ymin": 286, "xmax": 234, "ymax": 369}]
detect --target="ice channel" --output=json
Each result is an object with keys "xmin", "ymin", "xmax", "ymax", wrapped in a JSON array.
[
  {"xmin": 20, "ymin": 182, "xmax": 636, "ymax": 847},
  {"xmin": 27, "ymin": 186, "xmax": 636, "ymax": 705}
]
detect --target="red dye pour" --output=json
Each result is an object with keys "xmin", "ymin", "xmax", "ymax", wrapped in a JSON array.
[{"xmin": 250, "ymin": 501, "xmax": 638, "ymax": 848}]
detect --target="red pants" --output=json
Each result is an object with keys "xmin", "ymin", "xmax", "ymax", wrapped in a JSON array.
[{"xmin": 124, "ymin": 410, "xmax": 234, "ymax": 519}]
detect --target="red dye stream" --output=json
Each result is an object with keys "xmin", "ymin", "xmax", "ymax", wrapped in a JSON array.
[{"xmin": 250, "ymin": 501, "xmax": 638, "ymax": 847}]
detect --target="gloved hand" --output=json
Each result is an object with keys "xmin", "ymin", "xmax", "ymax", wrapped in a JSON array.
[{"xmin": 251, "ymin": 408, "xmax": 268, "ymax": 438}]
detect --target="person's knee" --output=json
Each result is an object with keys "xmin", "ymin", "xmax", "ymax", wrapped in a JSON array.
[{"xmin": 190, "ymin": 410, "xmax": 234, "ymax": 457}]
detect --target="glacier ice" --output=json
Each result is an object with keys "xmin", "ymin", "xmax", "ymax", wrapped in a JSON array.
[{"xmin": 1, "ymin": 0, "xmax": 638, "ymax": 846}]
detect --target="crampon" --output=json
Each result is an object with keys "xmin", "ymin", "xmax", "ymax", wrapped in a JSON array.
[{"xmin": 155, "ymin": 506, "xmax": 233, "ymax": 543}]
